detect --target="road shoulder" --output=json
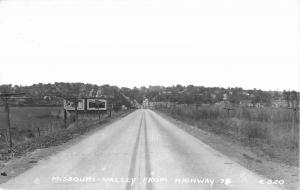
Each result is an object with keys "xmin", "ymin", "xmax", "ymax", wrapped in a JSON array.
[
  {"xmin": 155, "ymin": 110, "xmax": 299, "ymax": 190},
  {"xmin": 0, "ymin": 111, "xmax": 132, "ymax": 184}
]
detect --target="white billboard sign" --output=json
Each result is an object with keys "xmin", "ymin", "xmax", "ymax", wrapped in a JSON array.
[
  {"xmin": 87, "ymin": 99, "xmax": 107, "ymax": 111},
  {"xmin": 64, "ymin": 99, "xmax": 85, "ymax": 111}
]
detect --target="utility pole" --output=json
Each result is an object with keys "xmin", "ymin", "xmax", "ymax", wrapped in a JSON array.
[
  {"xmin": 0, "ymin": 93, "xmax": 25, "ymax": 148},
  {"xmin": 287, "ymin": 107, "xmax": 298, "ymax": 148},
  {"xmin": 4, "ymin": 99, "xmax": 12, "ymax": 147}
]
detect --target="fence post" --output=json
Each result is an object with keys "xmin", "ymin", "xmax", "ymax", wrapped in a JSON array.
[
  {"xmin": 64, "ymin": 109, "xmax": 67, "ymax": 128},
  {"xmin": 4, "ymin": 100, "xmax": 12, "ymax": 148},
  {"xmin": 37, "ymin": 127, "xmax": 41, "ymax": 137},
  {"xmin": 292, "ymin": 108, "xmax": 297, "ymax": 148},
  {"xmin": 109, "ymin": 105, "xmax": 112, "ymax": 117},
  {"xmin": 287, "ymin": 107, "xmax": 298, "ymax": 148},
  {"xmin": 98, "ymin": 109, "xmax": 101, "ymax": 122},
  {"xmin": 74, "ymin": 99, "xmax": 78, "ymax": 128},
  {"xmin": 224, "ymin": 107, "xmax": 235, "ymax": 118}
]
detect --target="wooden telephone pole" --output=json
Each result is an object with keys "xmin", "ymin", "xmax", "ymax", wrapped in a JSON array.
[
  {"xmin": 287, "ymin": 107, "xmax": 299, "ymax": 148},
  {"xmin": 0, "ymin": 93, "xmax": 25, "ymax": 147}
]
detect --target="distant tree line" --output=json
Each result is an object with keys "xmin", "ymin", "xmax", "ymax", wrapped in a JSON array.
[
  {"xmin": 0, "ymin": 83, "xmax": 132, "ymax": 110},
  {"xmin": 121, "ymin": 85, "xmax": 299, "ymax": 108},
  {"xmin": 0, "ymin": 83, "xmax": 299, "ymax": 108}
]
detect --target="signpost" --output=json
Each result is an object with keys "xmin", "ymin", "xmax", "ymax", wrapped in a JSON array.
[
  {"xmin": 86, "ymin": 99, "xmax": 107, "ymax": 111},
  {"xmin": 51, "ymin": 95, "xmax": 84, "ymax": 128},
  {"xmin": 64, "ymin": 99, "xmax": 85, "ymax": 111},
  {"xmin": 0, "ymin": 93, "xmax": 25, "ymax": 147},
  {"xmin": 85, "ymin": 99, "xmax": 107, "ymax": 122},
  {"xmin": 62, "ymin": 97, "xmax": 108, "ymax": 125},
  {"xmin": 63, "ymin": 98, "xmax": 84, "ymax": 128}
]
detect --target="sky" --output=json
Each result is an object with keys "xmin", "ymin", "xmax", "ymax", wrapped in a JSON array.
[{"xmin": 0, "ymin": 0, "xmax": 299, "ymax": 91}]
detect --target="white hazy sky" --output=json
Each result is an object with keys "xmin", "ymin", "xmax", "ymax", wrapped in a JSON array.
[{"xmin": 0, "ymin": 0, "xmax": 299, "ymax": 91}]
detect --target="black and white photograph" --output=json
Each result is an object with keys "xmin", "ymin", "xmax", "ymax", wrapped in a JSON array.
[{"xmin": 0, "ymin": 0, "xmax": 299, "ymax": 189}]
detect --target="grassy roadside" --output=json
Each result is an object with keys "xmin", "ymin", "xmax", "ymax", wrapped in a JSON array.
[
  {"xmin": 154, "ymin": 105, "xmax": 299, "ymax": 167},
  {"xmin": 154, "ymin": 109, "xmax": 299, "ymax": 190},
  {"xmin": 0, "ymin": 110, "xmax": 134, "ymax": 184},
  {"xmin": 0, "ymin": 110, "xmax": 133, "ymax": 162}
]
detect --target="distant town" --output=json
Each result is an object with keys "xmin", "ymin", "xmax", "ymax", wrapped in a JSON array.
[{"xmin": 0, "ymin": 83, "xmax": 298, "ymax": 110}]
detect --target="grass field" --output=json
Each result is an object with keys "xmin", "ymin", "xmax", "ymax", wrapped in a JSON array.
[
  {"xmin": 0, "ymin": 106, "xmax": 131, "ymax": 161},
  {"xmin": 0, "ymin": 106, "xmax": 109, "ymax": 149},
  {"xmin": 0, "ymin": 106, "xmax": 64, "ymax": 147},
  {"xmin": 154, "ymin": 103, "xmax": 299, "ymax": 166}
]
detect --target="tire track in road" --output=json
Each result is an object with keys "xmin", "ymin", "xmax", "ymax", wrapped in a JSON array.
[
  {"xmin": 144, "ymin": 113, "xmax": 152, "ymax": 190},
  {"xmin": 147, "ymin": 111, "xmax": 206, "ymax": 176},
  {"xmin": 66, "ymin": 114, "xmax": 142, "ymax": 176},
  {"xmin": 125, "ymin": 112, "xmax": 144, "ymax": 190},
  {"xmin": 125, "ymin": 111, "xmax": 153, "ymax": 190}
]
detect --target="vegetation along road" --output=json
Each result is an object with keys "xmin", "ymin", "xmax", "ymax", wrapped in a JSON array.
[{"xmin": 0, "ymin": 109, "xmax": 283, "ymax": 190}]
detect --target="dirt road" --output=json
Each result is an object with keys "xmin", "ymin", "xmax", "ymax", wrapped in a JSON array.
[{"xmin": 0, "ymin": 109, "xmax": 284, "ymax": 190}]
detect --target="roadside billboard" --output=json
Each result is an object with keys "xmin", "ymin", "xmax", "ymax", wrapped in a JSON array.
[
  {"xmin": 87, "ymin": 99, "xmax": 107, "ymax": 111},
  {"xmin": 64, "ymin": 99, "xmax": 85, "ymax": 111}
]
